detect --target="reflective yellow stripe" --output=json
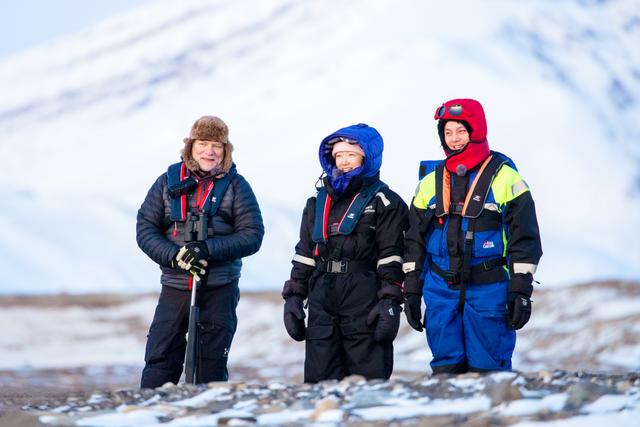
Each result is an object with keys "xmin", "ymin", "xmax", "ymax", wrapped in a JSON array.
[{"xmin": 292, "ymin": 254, "xmax": 316, "ymax": 267}]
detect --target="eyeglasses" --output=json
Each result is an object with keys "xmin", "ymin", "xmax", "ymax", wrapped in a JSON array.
[{"xmin": 436, "ymin": 104, "xmax": 463, "ymax": 118}]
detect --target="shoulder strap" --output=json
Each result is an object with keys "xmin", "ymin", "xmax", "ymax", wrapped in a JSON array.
[
  {"xmin": 167, "ymin": 162, "xmax": 191, "ymax": 221},
  {"xmin": 312, "ymin": 188, "xmax": 331, "ymax": 243},
  {"xmin": 435, "ymin": 162, "xmax": 450, "ymax": 217},
  {"xmin": 200, "ymin": 168, "xmax": 237, "ymax": 217},
  {"xmin": 462, "ymin": 155, "xmax": 507, "ymax": 218}
]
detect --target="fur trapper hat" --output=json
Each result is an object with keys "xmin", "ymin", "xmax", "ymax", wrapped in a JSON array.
[{"xmin": 181, "ymin": 116, "xmax": 234, "ymax": 174}]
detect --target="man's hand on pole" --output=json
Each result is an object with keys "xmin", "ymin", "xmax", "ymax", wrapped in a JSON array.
[{"xmin": 174, "ymin": 242, "xmax": 209, "ymax": 280}]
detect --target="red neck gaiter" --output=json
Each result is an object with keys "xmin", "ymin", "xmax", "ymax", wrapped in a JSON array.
[{"xmin": 444, "ymin": 140, "xmax": 490, "ymax": 174}]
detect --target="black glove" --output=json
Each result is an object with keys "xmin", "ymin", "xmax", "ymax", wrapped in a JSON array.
[
  {"xmin": 508, "ymin": 273, "xmax": 534, "ymax": 330},
  {"xmin": 508, "ymin": 294, "xmax": 532, "ymax": 330},
  {"xmin": 283, "ymin": 296, "xmax": 306, "ymax": 341},
  {"xmin": 174, "ymin": 242, "xmax": 209, "ymax": 280},
  {"xmin": 367, "ymin": 298, "xmax": 402, "ymax": 343},
  {"xmin": 404, "ymin": 294, "xmax": 424, "ymax": 332}
]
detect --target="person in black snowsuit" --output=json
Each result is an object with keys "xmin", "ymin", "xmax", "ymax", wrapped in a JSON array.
[
  {"xmin": 136, "ymin": 116, "xmax": 264, "ymax": 388},
  {"xmin": 282, "ymin": 123, "xmax": 408, "ymax": 383}
]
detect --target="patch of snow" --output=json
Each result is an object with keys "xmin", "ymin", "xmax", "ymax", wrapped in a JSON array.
[
  {"xmin": 582, "ymin": 394, "xmax": 633, "ymax": 414},
  {"xmin": 498, "ymin": 393, "xmax": 567, "ymax": 416},
  {"xmin": 352, "ymin": 396, "xmax": 491, "ymax": 420},
  {"xmin": 511, "ymin": 406, "xmax": 640, "ymax": 427},
  {"xmin": 75, "ymin": 409, "xmax": 166, "ymax": 426},
  {"xmin": 173, "ymin": 387, "xmax": 232, "ymax": 408}
]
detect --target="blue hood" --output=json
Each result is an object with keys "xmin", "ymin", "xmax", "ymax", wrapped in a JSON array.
[{"xmin": 319, "ymin": 123, "xmax": 384, "ymax": 178}]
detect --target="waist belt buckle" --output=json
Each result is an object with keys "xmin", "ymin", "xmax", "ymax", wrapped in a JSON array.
[
  {"xmin": 328, "ymin": 260, "xmax": 348, "ymax": 273},
  {"xmin": 443, "ymin": 270, "xmax": 460, "ymax": 285}
]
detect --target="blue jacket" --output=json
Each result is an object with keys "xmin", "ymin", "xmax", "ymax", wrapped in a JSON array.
[{"xmin": 136, "ymin": 163, "xmax": 264, "ymax": 290}]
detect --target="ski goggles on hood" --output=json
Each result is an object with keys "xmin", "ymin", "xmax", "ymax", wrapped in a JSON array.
[
  {"xmin": 435, "ymin": 104, "xmax": 463, "ymax": 118},
  {"xmin": 433, "ymin": 98, "xmax": 488, "ymax": 143},
  {"xmin": 323, "ymin": 136, "xmax": 359, "ymax": 156},
  {"xmin": 326, "ymin": 136, "xmax": 358, "ymax": 145}
]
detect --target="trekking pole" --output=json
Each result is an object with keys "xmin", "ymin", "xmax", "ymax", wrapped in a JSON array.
[
  {"xmin": 183, "ymin": 212, "xmax": 209, "ymax": 384},
  {"xmin": 183, "ymin": 274, "xmax": 200, "ymax": 384}
]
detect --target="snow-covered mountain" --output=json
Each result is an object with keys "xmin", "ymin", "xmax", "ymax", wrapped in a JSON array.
[{"xmin": 0, "ymin": 0, "xmax": 638, "ymax": 294}]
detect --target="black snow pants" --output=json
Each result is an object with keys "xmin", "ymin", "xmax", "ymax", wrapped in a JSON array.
[
  {"xmin": 140, "ymin": 280, "xmax": 239, "ymax": 388},
  {"xmin": 304, "ymin": 270, "xmax": 393, "ymax": 383}
]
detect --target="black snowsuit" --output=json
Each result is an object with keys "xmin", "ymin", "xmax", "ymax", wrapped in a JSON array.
[
  {"xmin": 136, "ymin": 163, "xmax": 263, "ymax": 387},
  {"xmin": 283, "ymin": 174, "xmax": 408, "ymax": 382}
]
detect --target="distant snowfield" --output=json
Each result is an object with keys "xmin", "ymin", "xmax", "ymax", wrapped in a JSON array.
[{"xmin": 0, "ymin": 0, "xmax": 639, "ymax": 294}]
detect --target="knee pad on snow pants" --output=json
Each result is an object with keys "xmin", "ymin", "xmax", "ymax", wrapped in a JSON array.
[{"xmin": 140, "ymin": 281, "xmax": 239, "ymax": 388}]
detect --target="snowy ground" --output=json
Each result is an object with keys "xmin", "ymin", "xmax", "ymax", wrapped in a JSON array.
[
  {"xmin": 24, "ymin": 371, "xmax": 640, "ymax": 426},
  {"xmin": 3, "ymin": 270, "xmax": 638, "ymax": 425}
]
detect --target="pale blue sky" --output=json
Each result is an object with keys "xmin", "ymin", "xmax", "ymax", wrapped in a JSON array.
[{"xmin": 0, "ymin": 0, "xmax": 152, "ymax": 58}]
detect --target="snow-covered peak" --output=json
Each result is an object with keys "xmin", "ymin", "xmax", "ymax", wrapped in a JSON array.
[{"xmin": 0, "ymin": 0, "xmax": 638, "ymax": 293}]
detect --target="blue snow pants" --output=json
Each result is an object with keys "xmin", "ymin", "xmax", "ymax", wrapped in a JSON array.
[{"xmin": 423, "ymin": 270, "xmax": 515, "ymax": 373}]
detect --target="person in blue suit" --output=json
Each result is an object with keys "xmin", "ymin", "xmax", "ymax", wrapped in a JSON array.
[
  {"xmin": 403, "ymin": 99, "xmax": 542, "ymax": 373},
  {"xmin": 282, "ymin": 123, "xmax": 408, "ymax": 382}
]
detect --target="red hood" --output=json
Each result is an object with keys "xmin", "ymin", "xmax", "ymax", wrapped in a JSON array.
[{"xmin": 434, "ymin": 98, "xmax": 490, "ymax": 173}]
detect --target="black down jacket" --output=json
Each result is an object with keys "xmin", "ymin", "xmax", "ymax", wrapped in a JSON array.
[{"xmin": 137, "ymin": 164, "xmax": 264, "ymax": 289}]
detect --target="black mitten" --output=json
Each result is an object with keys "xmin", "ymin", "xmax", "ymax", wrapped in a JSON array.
[
  {"xmin": 367, "ymin": 298, "xmax": 402, "ymax": 343},
  {"xmin": 404, "ymin": 294, "xmax": 424, "ymax": 332},
  {"xmin": 283, "ymin": 296, "xmax": 306, "ymax": 341}
]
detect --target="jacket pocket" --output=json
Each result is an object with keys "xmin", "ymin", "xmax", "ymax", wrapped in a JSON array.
[
  {"xmin": 198, "ymin": 321, "xmax": 235, "ymax": 361},
  {"xmin": 305, "ymin": 324, "xmax": 334, "ymax": 340},
  {"xmin": 472, "ymin": 230, "xmax": 504, "ymax": 259}
]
